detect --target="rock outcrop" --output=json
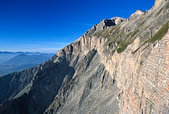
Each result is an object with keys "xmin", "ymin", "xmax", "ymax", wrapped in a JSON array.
[
  {"xmin": 85, "ymin": 17, "xmax": 125, "ymax": 36},
  {"xmin": 0, "ymin": 0, "xmax": 168, "ymax": 114},
  {"xmin": 154, "ymin": 0, "xmax": 167, "ymax": 8},
  {"xmin": 130, "ymin": 10, "xmax": 145, "ymax": 18}
]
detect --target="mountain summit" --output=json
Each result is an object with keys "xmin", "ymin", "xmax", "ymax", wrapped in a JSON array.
[{"xmin": 0, "ymin": 0, "xmax": 168, "ymax": 114}]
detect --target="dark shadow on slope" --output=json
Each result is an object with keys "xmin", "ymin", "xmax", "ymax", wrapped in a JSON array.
[{"xmin": 0, "ymin": 55, "xmax": 75, "ymax": 114}]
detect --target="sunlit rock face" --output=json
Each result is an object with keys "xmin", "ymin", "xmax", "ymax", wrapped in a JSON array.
[
  {"xmin": 0, "ymin": 0, "xmax": 168, "ymax": 114},
  {"xmin": 154, "ymin": 0, "xmax": 167, "ymax": 8}
]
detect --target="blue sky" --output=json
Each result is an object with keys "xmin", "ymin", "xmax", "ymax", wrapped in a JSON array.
[{"xmin": 0, "ymin": 0, "xmax": 155, "ymax": 53}]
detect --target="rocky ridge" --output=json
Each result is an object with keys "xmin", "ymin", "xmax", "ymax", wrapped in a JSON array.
[
  {"xmin": 0, "ymin": 0, "xmax": 168, "ymax": 114},
  {"xmin": 154, "ymin": 0, "xmax": 167, "ymax": 8}
]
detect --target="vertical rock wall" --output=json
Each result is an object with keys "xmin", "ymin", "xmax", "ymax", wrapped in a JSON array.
[
  {"xmin": 56, "ymin": 29, "xmax": 168, "ymax": 113},
  {"xmin": 154, "ymin": 0, "xmax": 167, "ymax": 8}
]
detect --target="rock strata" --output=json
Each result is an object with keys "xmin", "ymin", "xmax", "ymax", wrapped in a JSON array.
[
  {"xmin": 0, "ymin": 0, "xmax": 168, "ymax": 114},
  {"xmin": 154, "ymin": 0, "xmax": 167, "ymax": 8}
]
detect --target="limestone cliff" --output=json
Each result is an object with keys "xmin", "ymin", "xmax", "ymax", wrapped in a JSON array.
[
  {"xmin": 154, "ymin": 0, "xmax": 167, "ymax": 8},
  {"xmin": 0, "ymin": 0, "xmax": 168, "ymax": 114}
]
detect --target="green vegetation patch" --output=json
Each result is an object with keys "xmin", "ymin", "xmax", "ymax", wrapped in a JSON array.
[
  {"xmin": 116, "ymin": 29, "xmax": 140, "ymax": 53},
  {"xmin": 148, "ymin": 21, "xmax": 169, "ymax": 43},
  {"xmin": 130, "ymin": 29, "xmax": 139, "ymax": 38},
  {"xmin": 132, "ymin": 21, "xmax": 169, "ymax": 54},
  {"xmin": 165, "ymin": 2, "xmax": 169, "ymax": 9},
  {"xmin": 94, "ymin": 25, "xmax": 120, "ymax": 39},
  {"xmin": 117, "ymin": 44, "xmax": 128, "ymax": 53},
  {"xmin": 156, "ymin": 7, "xmax": 164, "ymax": 17}
]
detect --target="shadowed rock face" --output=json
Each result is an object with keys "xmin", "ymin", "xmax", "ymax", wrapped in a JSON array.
[
  {"xmin": 45, "ymin": 50, "xmax": 120, "ymax": 114},
  {"xmin": 0, "ymin": 49, "xmax": 120, "ymax": 114},
  {"xmin": 0, "ymin": 0, "xmax": 169, "ymax": 114}
]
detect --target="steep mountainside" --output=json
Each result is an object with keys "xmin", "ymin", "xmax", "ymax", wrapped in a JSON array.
[{"xmin": 0, "ymin": 0, "xmax": 168, "ymax": 114}]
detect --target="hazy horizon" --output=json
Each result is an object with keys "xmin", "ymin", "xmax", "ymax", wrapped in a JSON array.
[{"xmin": 0, "ymin": 0, "xmax": 155, "ymax": 53}]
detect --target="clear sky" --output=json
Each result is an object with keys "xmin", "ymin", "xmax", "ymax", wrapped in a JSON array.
[{"xmin": 0, "ymin": 0, "xmax": 155, "ymax": 53}]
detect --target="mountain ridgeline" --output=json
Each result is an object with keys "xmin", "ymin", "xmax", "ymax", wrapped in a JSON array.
[{"xmin": 0, "ymin": 0, "xmax": 168, "ymax": 114}]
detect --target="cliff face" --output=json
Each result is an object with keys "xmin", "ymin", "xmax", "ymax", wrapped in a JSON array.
[
  {"xmin": 154, "ymin": 0, "xmax": 167, "ymax": 8},
  {"xmin": 0, "ymin": 0, "xmax": 168, "ymax": 114}
]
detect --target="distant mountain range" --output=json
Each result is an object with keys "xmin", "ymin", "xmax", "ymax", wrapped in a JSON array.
[
  {"xmin": 0, "ymin": 0, "xmax": 168, "ymax": 114},
  {"xmin": 0, "ymin": 51, "xmax": 54, "ymax": 76},
  {"xmin": 0, "ymin": 51, "xmax": 46, "ymax": 55}
]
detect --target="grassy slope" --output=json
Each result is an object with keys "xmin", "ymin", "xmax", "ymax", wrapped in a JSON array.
[
  {"xmin": 93, "ymin": 2, "xmax": 169, "ymax": 54},
  {"xmin": 132, "ymin": 21, "xmax": 169, "ymax": 54}
]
